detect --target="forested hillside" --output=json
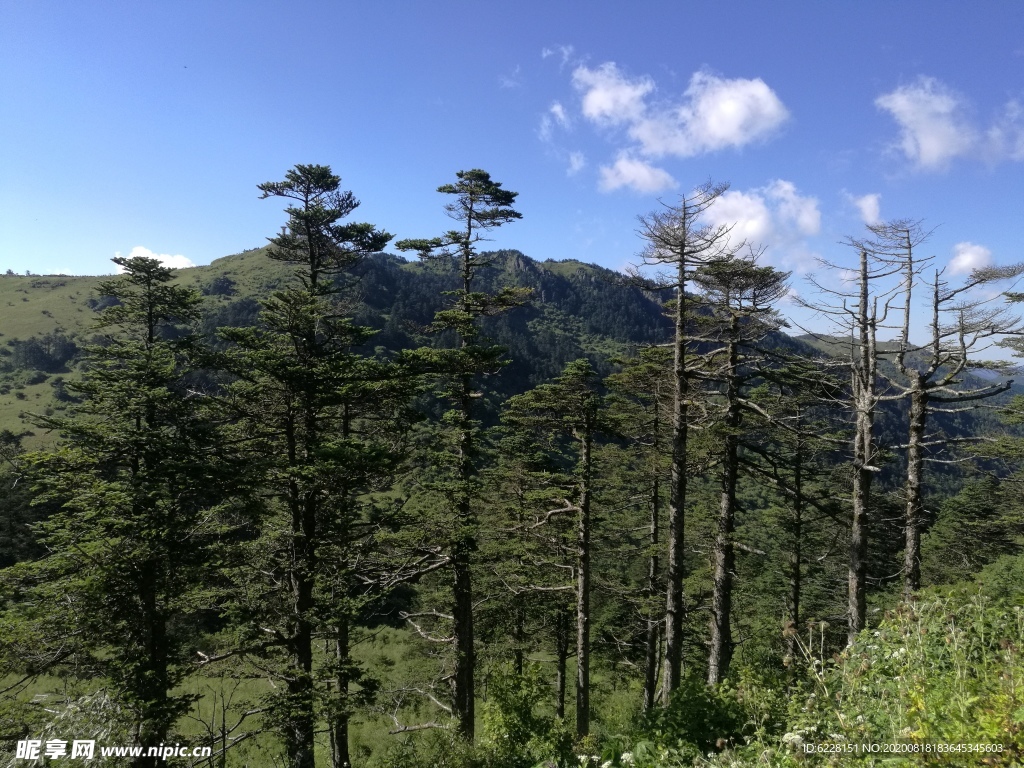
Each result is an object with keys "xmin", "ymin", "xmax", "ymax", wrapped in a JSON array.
[
  {"xmin": 0, "ymin": 246, "xmax": 675, "ymax": 445},
  {"xmin": 3, "ymin": 166, "xmax": 1024, "ymax": 768}
]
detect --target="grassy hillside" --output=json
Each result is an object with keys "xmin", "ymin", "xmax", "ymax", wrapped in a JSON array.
[{"xmin": 0, "ymin": 249, "xmax": 294, "ymax": 446}]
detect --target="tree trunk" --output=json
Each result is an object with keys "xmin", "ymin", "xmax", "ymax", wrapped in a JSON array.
[
  {"xmin": 663, "ymin": 265, "xmax": 688, "ymax": 703},
  {"xmin": 848, "ymin": 249, "xmax": 873, "ymax": 646},
  {"xmin": 134, "ymin": 563, "xmax": 169, "ymax": 768},
  {"xmin": 331, "ymin": 618, "xmax": 351, "ymax": 768},
  {"xmin": 287, "ymin": 502, "xmax": 316, "ymax": 768},
  {"xmin": 575, "ymin": 430, "xmax": 593, "ymax": 738},
  {"xmin": 849, "ymin": 417, "xmax": 870, "ymax": 644},
  {"xmin": 708, "ymin": 329, "xmax": 738, "ymax": 685},
  {"xmin": 280, "ymin": 408, "xmax": 317, "ymax": 768},
  {"xmin": 642, "ymin": 476, "xmax": 660, "ymax": 712},
  {"xmin": 452, "ymin": 544, "xmax": 475, "ymax": 739},
  {"xmin": 787, "ymin": 426, "xmax": 803, "ymax": 663},
  {"xmin": 453, "ymin": 372, "xmax": 476, "ymax": 740},
  {"xmin": 904, "ymin": 380, "xmax": 926, "ymax": 598},
  {"xmin": 555, "ymin": 609, "xmax": 569, "ymax": 720}
]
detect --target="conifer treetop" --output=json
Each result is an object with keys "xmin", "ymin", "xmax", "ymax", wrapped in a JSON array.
[{"xmin": 258, "ymin": 164, "xmax": 392, "ymax": 282}]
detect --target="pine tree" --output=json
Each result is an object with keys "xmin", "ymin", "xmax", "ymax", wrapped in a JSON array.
[
  {"xmin": 741, "ymin": 365, "xmax": 848, "ymax": 663},
  {"xmin": 692, "ymin": 255, "xmax": 790, "ymax": 683},
  {"xmin": 220, "ymin": 164, "xmax": 397, "ymax": 768},
  {"xmin": 603, "ymin": 347, "xmax": 673, "ymax": 711},
  {"xmin": 396, "ymin": 169, "xmax": 529, "ymax": 740},
  {"xmin": 6, "ymin": 257, "xmax": 237, "ymax": 767},
  {"xmin": 502, "ymin": 359, "xmax": 601, "ymax": 738}
]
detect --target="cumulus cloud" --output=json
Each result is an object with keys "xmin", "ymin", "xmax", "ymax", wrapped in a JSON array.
[
  {"xmin": 572, "ymin": 63, "xmax": 653, "ymax": 126},
  {"xmin": 706, "ymin": 189, "xmax": 774, "ymax": 244},
  {"xmin": 630, "ymin": 71, "xmax": 789, "ymax": 157},
  {"xmin": 598, "ymin": 154, "xmax": 677, "ymax": 194},
  {"xmin": 875, "ymin": 77, "xmax": 976, "ymax": 170},
  {"xmin": 874, "ymin": 76, "xmax": 1024, "ymax": 170},
  {"xmin": 115, "ymin": 245, "xmax": 194, "ymax": 272},
  {"xmin": 567, "ymin": 151, "xmax": 586, "ymax": 176},
  {"xmin": 767, "ymin": 180, "xmax": 820, "ymax": 236},
  {"xmin": 848, "ymin": 192, "xmax": 882, "ymax": 225},
  {"xmin": 948, "ymin": 241, "xmax": 993, "ymax": 275},
  {"xmin": 703, "ymin": 180, "xmax": 821, "ymax": 272},
  {"xmin": 572, "ymin": 63, "xmax": 788, "ymax": 159}
]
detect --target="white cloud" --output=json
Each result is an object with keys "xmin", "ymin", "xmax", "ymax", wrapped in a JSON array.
[
  {"xmin": 541, "ymin": 44, "xmax": 575, "ymax": 66},
  {"xmin": 115, "ymin": 245, "xmax": 194, "ymax": 272},
  {"xmin": 567, "ymin": 151, "xmax": 586, "ymax": 176},
  {"xmin": 877, "ymin": 78, "xmax": 1024, "ymax": 169},
  {"xmin": 598, "ymin": 154, "xmax": 677, "ymax": 194},
  {"xmin": 706, "ymin": 189, "xmax": 774, "ymax": 244},
  {"xmin": 630, "ymin": 71, "xmax": 789, "ymax": 157},
  {"xmin": 703, "ymin": 180, "xmax": 821, "ymax": 273},
  {"xmin": 564, "ymin": 61, "xmax": 786, "ymax": 193},
  {"xmin": 572, "ymin": 63, "xmax": 788, "ymax": 159},
  {"xmin": 948, "ymin": 241, "xmax": 993, "ymax": 275},
  {"xmin": 987, "ymin": 99, "xmax": 1024, "ymax": 161},
  {"xmin": 539, "ymin": 102, "xmax": 571, "ymax": 142},
  {"xmin": 766, "ymin": 180, "xmax": 820, "ymax": 236},
  {"xmin": 572, "ymin": 63, "xmax": 654, "ymax": 126},
  {"xmin": 848, "ymin": 192, "xmax": 881, "ymax": 225},
  {"xmin": 538, "ymin": 115, "xmax": 553, "ymax": 142},
  {"xmin": 875, "ymin": 77, "xmax": 977, "ymax": 170},
  {"xmin": 550, "ymin": 101, "xmax": 569, "ymax": 127}
]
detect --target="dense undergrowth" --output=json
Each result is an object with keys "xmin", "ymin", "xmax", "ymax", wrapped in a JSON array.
[{"xmin": 362, "ymin": 591, "xmax": 1024, "ymax": 768}]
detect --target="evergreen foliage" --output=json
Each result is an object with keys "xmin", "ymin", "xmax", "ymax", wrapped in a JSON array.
[
  {"xmin": 3, "ymin": 170, "xmax": 1024, "ymax": 768},
  {"xmin": 394, "ymin": 169, "xmax": 529, "ymax": 740},
  {"xmin": 217, "ymin": 164, "xmax": 401, "ymax": 768},
  {"xmin": 0, "ymin": 257, "xmax": 240, "ymax": 765}
]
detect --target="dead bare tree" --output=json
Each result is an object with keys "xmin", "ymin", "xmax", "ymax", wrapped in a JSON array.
[
  {"xmin": 633, "ymin": 181, "xmax": 735, "ymax": 702},
  {"xmin": 882, "ymin": 226, "xmax": 1024, "ymax": 596},
  {"xmin": 803, "ymin": 217, "xmax": 1023, "ymax": 639},
  {"xmin": 799, "ymin": 233, "xmax": 909, "ymax": 644}
]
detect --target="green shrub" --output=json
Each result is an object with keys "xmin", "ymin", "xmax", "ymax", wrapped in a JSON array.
[
  {"xmin": 783, "ymin": 594, "xmax": 1024, "ymax": 765},
  {"xmin": 636, "ymin": 676, "xmax": 746, "ymax": 762}
]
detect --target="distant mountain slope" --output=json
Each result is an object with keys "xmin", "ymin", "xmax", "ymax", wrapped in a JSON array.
[
  {"xmin": 4, "ymin": 249, "xmax": 1017, "ymax": 456},
  {"xmin": 0, "ymin": 248, "xmax": 674, "ymax": 442}
]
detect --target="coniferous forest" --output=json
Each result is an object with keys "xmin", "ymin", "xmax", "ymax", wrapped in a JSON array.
[{"xmin": 4, "ymin": 164, "xmax": 1024, "ymax": 768}]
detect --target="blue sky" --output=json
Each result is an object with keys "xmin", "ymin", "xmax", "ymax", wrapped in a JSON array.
[{"xmin": 2, "ymin": 1, "xmax": 1023, "ymax": 295}]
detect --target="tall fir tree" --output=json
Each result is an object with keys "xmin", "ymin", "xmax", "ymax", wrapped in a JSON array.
[
  {"xmin": 502, "ymin": 359, "xmax": 601, "ymax": 738},
  {"xmin": 4, "ymin": 257, "xmax": 237, "ymax": 767},
  {"xmin": 692, "ymin": 255, "xmax": 790, "ymax": 684},
  {"xmin": 396, "ymin": 169, "xmax": 529, "ymax": 740},
  {"xmin": 220, "ymin": 164, "xmax": 396, "ymax": 768},
  {"xmin": 603, "ymin": 347, "xmax": 673, "ymax": 711}
]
